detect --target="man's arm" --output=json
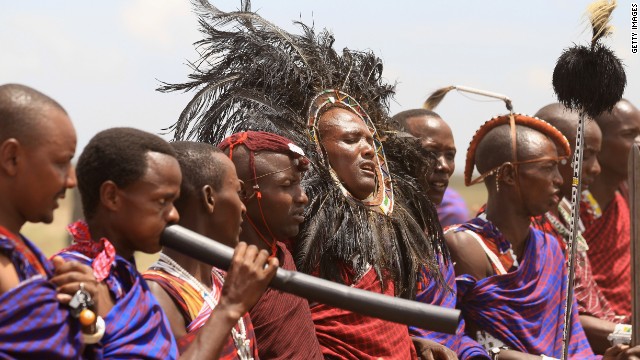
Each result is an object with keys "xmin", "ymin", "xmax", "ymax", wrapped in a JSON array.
[
  {"xmin": 580, "ymin": 315, "xmax": 617, "ymax": 355},
  {"xmin": 146, "ymin": 280, "xmax": 189, "ymax": 340},
  {"xmin": 179, "ymin": 242, "xmax": 277, "ymax": 360},
  {"xmin": 444, "ymin": 231, "xmax": 492, "ymax": 281},
  {"xmin": 0, "ymin": 254, "xmax": 20, "ymax": 294},
  {"xmin": 445, "ymin": 233, "xmax": 543, "ymax": 360}
]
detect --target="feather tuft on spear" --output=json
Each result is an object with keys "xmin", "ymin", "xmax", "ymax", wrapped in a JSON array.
[{"xmin": 552, "ymin": 0, "xmax": 626, "ymax": 119}]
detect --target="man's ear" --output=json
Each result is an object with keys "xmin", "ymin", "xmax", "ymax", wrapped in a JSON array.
[
  {"xmin": 202, "ymin": 185, "xmax": 215, "ymax": 213},
  {"xmin": 100, "ymin": 181, "xmax": 120, "ymax": 212},
  {"xmin": 0, "ymin": 139, "xmax": 21, "ymax": 176},
  {"xmin": 499, "ymin": 163, "xmax": 517, "ymax": 186},
  {"xmin": 238, "ymin": 179, "xmax": 251, "ymax": 201}
]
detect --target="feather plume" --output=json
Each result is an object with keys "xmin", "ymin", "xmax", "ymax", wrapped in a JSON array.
[
  {"xmin": 552, "ymin": 0, "xmax": 625, "ymax": 118},
  {"xmin": 587, "ymin": 0, "xmax": 616, "ymax": 46},
  {"xmin": 160, "ymin": 0, "xmax": 446, "ymax": 298},
  {"xmin": 423, "ymin": 86, "xmax": 455, "ymax": 110}
]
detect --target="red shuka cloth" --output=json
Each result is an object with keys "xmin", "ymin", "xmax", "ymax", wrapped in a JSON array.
[
  {"xmin": 581, "ymin": 192, "xmax": 631, "ymax": 319},
  {"xmin": 310, "ymin": 267, "xmax": 418, "ymax": 360},
  {"xmin": 249, "ymin": 242, "xmax": 322, "ymax": 360},
  {"xmin": 534, "ymin": 215, "xmax": 625, "ymax": 323}
]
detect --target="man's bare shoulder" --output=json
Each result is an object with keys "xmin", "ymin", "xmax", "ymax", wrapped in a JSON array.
[
  {"xmin": 445, "ymin": 228, "xmax": 492, "ymax": 280},
  {"xmin": 0, "ymin": 253, "xmax": 20, "ymax": 294}
]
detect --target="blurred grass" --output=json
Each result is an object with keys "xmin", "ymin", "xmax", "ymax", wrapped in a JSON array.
[
  {"xmin": 448, "ymin": 174, "xmax": 487, "ymax": 216},
  {"xmin": 24, "ymin": 174, "xmax": 485, "ymax": 271}
]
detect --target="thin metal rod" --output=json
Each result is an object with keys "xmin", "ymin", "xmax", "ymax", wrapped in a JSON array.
[
  {"xmin": 561, "ymin": 113, "xmax": 586, "ymax": 360},
  {"xmin": 160, "ymin": 225, "xmax": 461, "ymax": 334}
]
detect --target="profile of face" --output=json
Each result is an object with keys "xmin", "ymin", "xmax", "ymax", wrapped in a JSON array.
[
  {"xmin": 514, "ymin": 136, "xmax": 563, "ymax": 217},
  {"xmin": 114, "ymin": 152, "xmax": 181, "ymax": 254},
  {"xmin": 558, "ymin": 121, "xmax": 602, "ymax": 198},
  {"xmin": 208, "ymin": 154, "xmax": 246, "ymax": 247},
  {"xmin": 244, "ymin": 152, "xmax": 308, "ymax": 240},
  {"xmin": 15, "ymin": 106, "xmax": 77, "ymax": 224},
  {"xmin": 403, "ymin": 115, "xmax": 456, "ymax": 205},
  {"xmin": 318, "ymin": 107, "xmax": 377, "ymax": 200},
  {"xmin": 597, "ymin": 101, "xmax": 640, "ymax": 178}
]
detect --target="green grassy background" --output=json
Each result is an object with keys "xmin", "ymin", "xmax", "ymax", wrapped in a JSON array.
[{"xmin": 25, "ymin": 175, "xmax": 488, "ymax": 271}]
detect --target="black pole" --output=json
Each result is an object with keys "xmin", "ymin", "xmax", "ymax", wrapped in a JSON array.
[{"xmin": 161, "ymin": 225, "xmax": 460, "ymax": 334}]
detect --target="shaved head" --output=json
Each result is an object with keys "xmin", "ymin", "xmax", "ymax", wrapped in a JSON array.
[
  {"xmin": 595, "ymin": 99, "xmax": 640, "ymax": 132},
  {"xmin": 0, "ymin": 84, "xmax": 67, "ymax": 145},
  {"xmin": 476, "ymin": 124, "xmax": 555, "ymax": 174},
  {"xmin": 592, "ymin": 99, "xmax": 640, "ymax": 179},
  {"xmin": 535, "ymin": 103, "xmax": 602, "ymax": 197},
  {"xmin": 392, "ymin": 109, "xmax": 442, "ymax": 132},
  {"xmin": 535, "ymin": 103, "xmax": 601, "ymax": 147},
  {"xmin": 535, "ymin": 103, "xmax": 580, "ymax": 142}
]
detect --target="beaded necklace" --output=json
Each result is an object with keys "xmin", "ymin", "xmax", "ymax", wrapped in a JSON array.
[
  {"xmin": 544, "ymin": 198, "xmax": 589, "ymax": 254},
  {"xmin": 155, "ymin": 254, "xmax": 251, "ymax": 359}
]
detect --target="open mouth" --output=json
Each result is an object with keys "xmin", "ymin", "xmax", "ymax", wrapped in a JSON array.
[
  {"xmin": 360, "ymin": 161, "xmax": 376, "ymax": 177},
  {"xmin": 429, "ymin": 181, "xmax": 448, "ymax": 191}
]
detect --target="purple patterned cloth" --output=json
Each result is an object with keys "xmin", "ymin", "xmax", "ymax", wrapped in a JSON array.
[
  {"xmin": 453, "ymin": 218, "xmax": 598, "ymax": 359},
  {"xmin": 59, "ymin": 248, "xmax": 179, "ymax": 359},
  {"xmin": 437, "ymin": 188, "xmax": 470, "ymax": 227},
  {"xmin": 0, "ymin": 235, "xmax": 83, "ymax": 359},
  {"xmin": 410, "ymin": 254, "xmax": 490, "ymax": 359}
]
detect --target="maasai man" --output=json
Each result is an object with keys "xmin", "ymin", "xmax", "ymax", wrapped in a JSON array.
[
  {"xmin": 57, "ymin": 127, "xmax": 277, "ymax": 359},
  {"xmin": 210, "ymin": 131, "xmax": 321, "ymax": 360},
  {"xmin": 392, "ymin": 109, "xmax": 469, "ymax": 228},
  {"xmin": 144, "ymin": 141, "xmax": 262, "ymax": 357},
  {"xmin": 0, "ymin": 83, "xmax": 105, "ymax": 358},
  {"xmin": 534, "ymin": 103, "xmax": 627, "ymax": 354},
  {"xmin": 445, "ymin": 114, "xmax": 599, "ymax": 359},
  {"xmin": 581, "ymin": 99, "xmax": 640, "ymax": 321},
  {"xmin": 393, "ymin": 108, "xmax": 488, "ymax": 360},
  {"xmin": 179, "ymin": 132, "xmax": 321, "ymax": 359},
  {"xmin": 160, "ymin": 3, "xmax": 445, "ymax": 359}
]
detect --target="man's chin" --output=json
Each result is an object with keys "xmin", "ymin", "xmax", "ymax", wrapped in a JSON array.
[
  {"xmin": 427, "ymin": 190, "xmax": 445, "ymax": 206},
  {"xmin": 32, "ymin": 213, "xmax": 55, "ymax": 225}
]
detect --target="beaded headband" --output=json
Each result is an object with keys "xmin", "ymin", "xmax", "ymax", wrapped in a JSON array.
[
  {"xmin": 464, "ymin": 113, "xmax": 571, "ymax": 186},
  {"xmin": 307, "ymin": 89, "xmax": 394, "ymax": 215}
]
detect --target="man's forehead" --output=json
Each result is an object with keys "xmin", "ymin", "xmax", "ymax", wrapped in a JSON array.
[
  {"xmin": 405, "ymin": 115, "xmax": 447, "ymax": 135},
  {"xmin": 520, "ymin": 134, "xmax": 558, "ymax": 160},
  {"xmin": 255, "ymin": 151, "xmax": 297, "ymax": 169},
  {"xmin": 143, "ymin": 152, "xmax": 181, "ymax": 179},
  {"xmin": 320, "ymin": 108, "xmax": 368, "ymax": 131}
]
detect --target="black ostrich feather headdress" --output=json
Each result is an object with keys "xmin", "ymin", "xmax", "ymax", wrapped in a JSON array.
[
  {"xmin": 552, "ymin": 0, "xmax": 626, "ymax": 118},
  {"xmin": 161, "ymin": 0, "xmax": 446, "ymax": 298}
]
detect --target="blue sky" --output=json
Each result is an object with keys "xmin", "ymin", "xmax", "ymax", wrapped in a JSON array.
[{"xmin": 1, "ymin": 1, "xmax": 638, "ymax": 174}]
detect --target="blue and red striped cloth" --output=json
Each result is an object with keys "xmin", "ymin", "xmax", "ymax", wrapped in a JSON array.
[
  {"xmin": 0, "ymin": 228, "xmax": 83, "ymax": 359},
  {"xmin": 452, "ymin": 218, "xmax": 598, "ymax": 359},
  {"xmin": 56, "ymin": 220, "xmax": 178, "ymax": 359},
  {"xmin": 410, "ymin": 255, "xmax": 490, "ymax": 359}
]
